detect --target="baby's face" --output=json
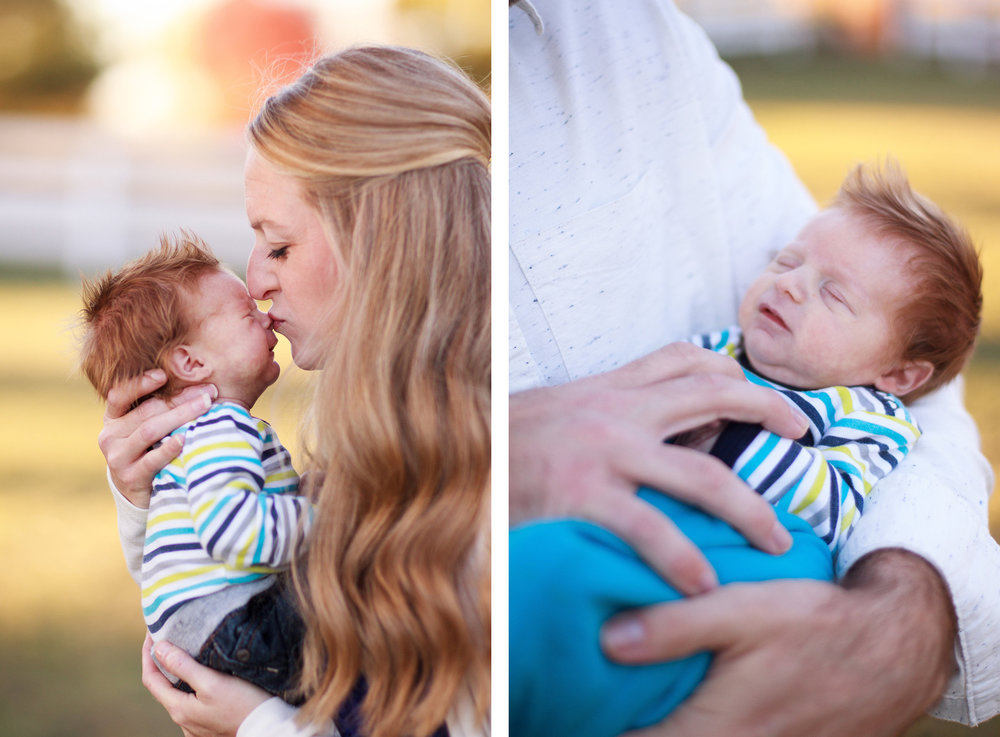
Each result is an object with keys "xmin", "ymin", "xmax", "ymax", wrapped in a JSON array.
[
  {"xmin": 186, "ymin": 269, "xmax": 280, "ymax": 408},
  {"xmin": 738, "ymin": 206, "xmax": 914, "ymax": 390}
]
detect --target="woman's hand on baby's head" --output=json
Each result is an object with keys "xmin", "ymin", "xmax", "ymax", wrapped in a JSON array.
[{"xmin": 100, "ymin": 370, "xmax": 217, "ymax": 506}]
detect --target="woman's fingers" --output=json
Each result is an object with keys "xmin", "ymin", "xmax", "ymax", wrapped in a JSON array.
[
  {"xmin": 141, "ymin": 635, "xmax": 191, "ymax": 715},
  {"xmin": 135, "ymin": 390, "xmax": 214, "ymax": 448},
  {"xmin": 100, "ymin": 383, "xmax": 217, "ymax": 499},
  {"xmin": 100, "ymin": 384, "xmax": 214, "ymax": 459},
  {"xmin": 152, "ymin": 640, "xmax": 218, "ymax": 694},
  {"xmin": 104, "ymin": 370, "xmax": 169, "ymax": 421},
  {"xmin": 145, "ymin": 638, "xmax": 272, "ymax": 737}
]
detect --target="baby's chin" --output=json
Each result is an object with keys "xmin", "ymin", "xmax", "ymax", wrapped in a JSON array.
[{"xmin": 742, "ymin": 348, "xmax": 817, "ymax": 391}]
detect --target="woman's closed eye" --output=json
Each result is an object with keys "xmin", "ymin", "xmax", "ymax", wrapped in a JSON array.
[{"xmin": 267, "ymin": 245, "xmax": 290, "ymax": 260}]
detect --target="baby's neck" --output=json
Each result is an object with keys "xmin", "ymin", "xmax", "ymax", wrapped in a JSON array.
[
  {"xmin": 213, "ymin": 395, "xmax": 255, "ymax": 411},
  {"xmin": 170, "ymin": 379, "xmax": 259, "ymax": 413}
]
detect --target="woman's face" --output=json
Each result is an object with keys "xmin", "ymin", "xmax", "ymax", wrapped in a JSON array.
[{"xmin": 244, "ymin": 150, "xmax": 340, "ymax": 370}]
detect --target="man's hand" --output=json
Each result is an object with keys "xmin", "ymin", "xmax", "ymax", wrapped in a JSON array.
[
  {"xmin": 510, "ymin": 342, "xmax": 809, "ymax": 594},
  {"xmin": 602, "ymin": 549, "xmax": 956, "ymax": 737}
]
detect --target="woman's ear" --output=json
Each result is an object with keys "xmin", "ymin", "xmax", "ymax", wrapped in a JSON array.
[
  {"xmin": 874, "ymin": 359, "xmax": 934, "ymax": 397},
  {"xmin": 166, "ymin": 345, "xmax": 211, "ymax": 384}
]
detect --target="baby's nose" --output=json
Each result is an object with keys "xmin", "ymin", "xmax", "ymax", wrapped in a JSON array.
[
  {"xmin": 252, "ymin": 306, "xmax": 272, "ymax": 328},
  {"xmin": 776, "ymin": 272, "xmax": 804, "ymax": 303}
]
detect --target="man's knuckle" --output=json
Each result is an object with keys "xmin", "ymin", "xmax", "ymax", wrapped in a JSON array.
[
  {"xmin": 666, "ymin": 340, "xmax": 698, "ymax": 360},
  {"xmin": 692, "ymin": 456, "xmax": 731, "ymax": 498},
  {"xmin": 621, "ymin": 512, "xmax": 659, "ymax": 547},
  {"xmin": 702, "ymin": 371, "xmax": 736, "ymax": 393},
  {"xmin": 573, "ymin": 415, "xmax": 620, "ymax": 446}
]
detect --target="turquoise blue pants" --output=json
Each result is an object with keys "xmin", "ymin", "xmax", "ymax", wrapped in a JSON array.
[{"xmin": 509, "ymin": 489, "xmax": 833, "ymax": 737}]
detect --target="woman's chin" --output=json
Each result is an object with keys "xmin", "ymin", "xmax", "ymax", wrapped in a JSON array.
[{"xmin": 290, "ymin": 344, "xmax": 321, "ymax": 372}]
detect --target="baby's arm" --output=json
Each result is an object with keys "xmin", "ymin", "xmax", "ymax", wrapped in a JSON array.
[
  {"xmin": 178, "ymin": 406, "xmax": 313, "ymax": 571},
  {"xmin": 710, "ymin": 390, "xmax": 920, "ymax": 553}
]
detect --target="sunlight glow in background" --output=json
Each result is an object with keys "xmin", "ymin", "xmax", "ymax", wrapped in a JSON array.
[{"xmin": 61, "ymin": 0, "xmax": 488, "ymax": 136}]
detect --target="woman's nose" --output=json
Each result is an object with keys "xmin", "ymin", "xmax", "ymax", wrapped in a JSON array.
[{"xmin": 246, "ymin": 245, "xmax": 276, "ymax": 301}]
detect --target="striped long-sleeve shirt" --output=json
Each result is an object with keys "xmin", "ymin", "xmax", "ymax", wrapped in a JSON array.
[
  {"xmin": 690, "ymin": 328, "xmax": 921, "ymax": 555},
  {"xmin": 141, "ymin": 402, "xmax": 312, "ymax": 635}
]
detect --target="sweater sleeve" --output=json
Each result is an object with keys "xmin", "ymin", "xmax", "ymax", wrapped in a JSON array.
[
  {"xmin": 711, "ymin": 391, "xmax": 920, "ymax": 554},
  {"xmin": 109, "ymin": 469, "xmax": 148, "ymax": 585},
  {"xmin": 836, "ymin": 378, "xmax": 1000, "ymax": 724},
  {"xmin": 237, "ymin": 698, "xmax": 337, "ymax": 737},
  {"xmin": 177, "ymin": 407, "xmax": 313, "ymax": 571}
]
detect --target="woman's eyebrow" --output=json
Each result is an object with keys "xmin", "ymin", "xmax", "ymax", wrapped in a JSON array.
[{"xmin": 250, "ymin": 218, "xmax": 295, "ymax": 237}]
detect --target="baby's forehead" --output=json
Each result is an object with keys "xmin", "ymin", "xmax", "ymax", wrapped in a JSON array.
[
  {"xmin": 191, "ymin": 266, "xmax": 249, "ymax": 296},
  {"xmin": 184, "ymin": 268, "xmax": 252, "ymax": 318}
]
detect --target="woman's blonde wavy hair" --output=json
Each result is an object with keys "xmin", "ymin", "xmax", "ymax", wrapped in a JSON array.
[{"xmin": 247, "ymin": 46, "xmax": 490, "ymax": 737}]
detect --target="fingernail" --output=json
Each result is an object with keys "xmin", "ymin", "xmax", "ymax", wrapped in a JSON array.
[
  {"xmin": 146, "ymin": 369, "xmax": 166, "ymax": 381},
  {"xmin": 771, "ymin": 520, "xmax": 792, "ymax": 554},
  {"xmin": 153, "ymin": 641, "xmax": 174, "ymax": 663},
  {"xmin": 601, "ymin": 615, "xmax": 646, "ymax": 655}
]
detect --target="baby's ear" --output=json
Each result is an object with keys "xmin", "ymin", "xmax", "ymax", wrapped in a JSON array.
[
  {"xmin": 874, "ymin": 359, "xmax": 933, "ymax": 398},
  {"xmin": 166, "ymin": 345, "xmax": 211, "ymax": 384}
]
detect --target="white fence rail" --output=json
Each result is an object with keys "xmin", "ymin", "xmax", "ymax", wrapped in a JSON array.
[{"xmin": 0, "ymin": 115, "xmax": 250, "ymax": 276}]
